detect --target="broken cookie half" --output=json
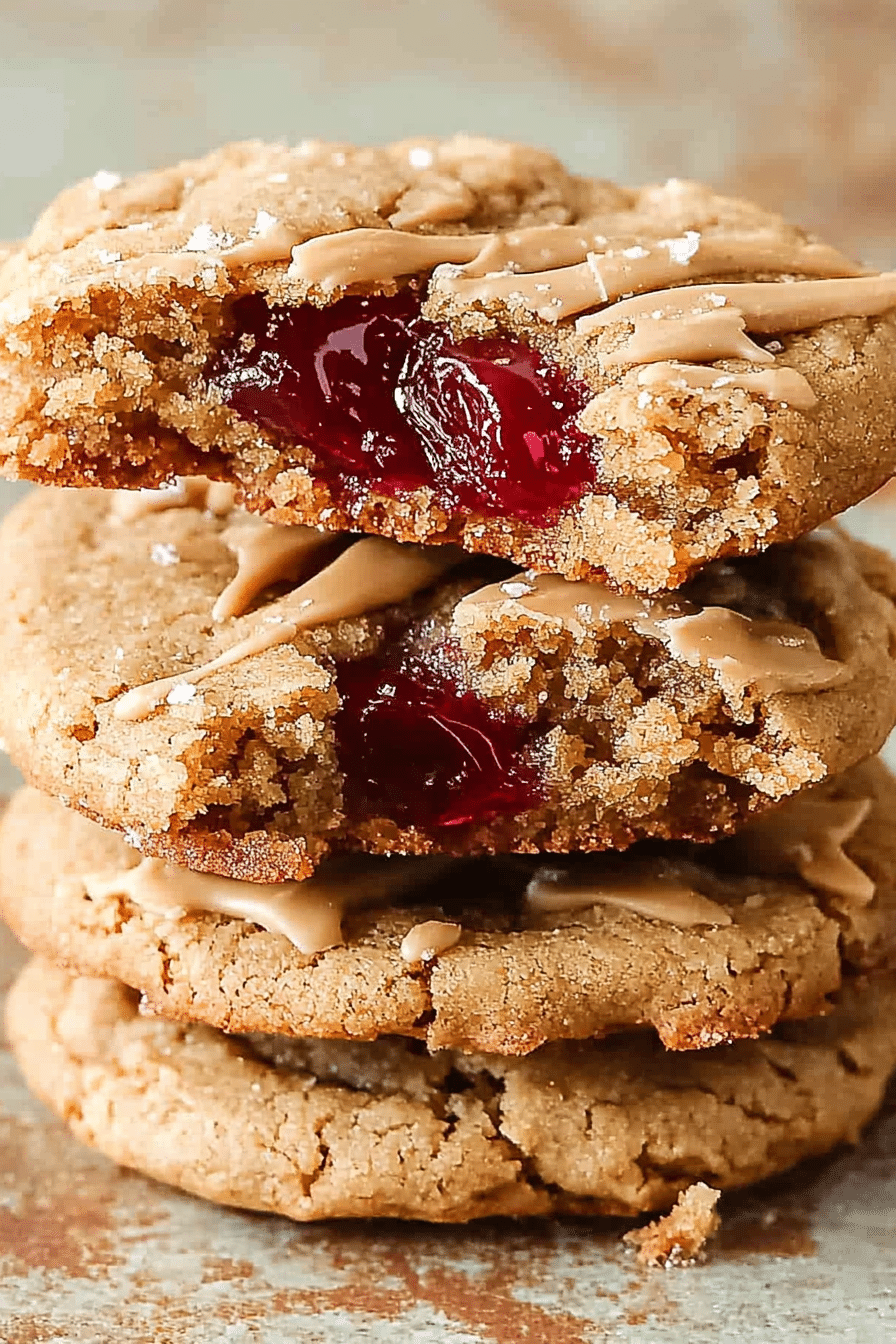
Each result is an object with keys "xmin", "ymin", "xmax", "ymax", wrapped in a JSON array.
[{"xmin": 2, "ymin": 138, "xmax": 896, "ymax": 590}]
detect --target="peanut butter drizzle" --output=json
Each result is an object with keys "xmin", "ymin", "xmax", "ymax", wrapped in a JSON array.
[
  {"xmin": 275, "ymin": 535, "xmax": 464, "ymax": 627},
  {"xmin": 736, "ymin": 796, "xmax": 874, "ymax": 904},
  {"xmin": 111, "ymin": 477, "xmax": 236, "ymax": 523},
  {"xmin": 431, "ymin": 235, "xmax": 861, "ymax": 323},
  {"xmin": 77, "ymin": 855, "xmax": 442, "ymax": 955},
  {"xmin": 525, "ymin": 861, "xmax": 732, "ymax": 927},
  {"xmin": 285, "ymin": 224, "xmax": 858, "ymax": 315},
  {"xmin": 458, "ymin": 570, "xmax": 683, "ymax": 626},
  {"xmin": 637, "ymin": 362, "xmax": 818, "ymax": 410},
  {"xmin": 286, "ymin": 229, "xmax": 491, "ymax": 289},
  {"xmin": 113, "ymin": 536, "xmax": 462, "ymax": 721},
  {"xmin": 457, "ymin": 224, "xmax": 606, "ymax": 276},
  {"xmin": 602, "ymin": 307, "xmax": 773, "ymax": 368},
  {"xmin": 285, "ymin": 222, "xmax": 629, "ymax": 290},
  {"xmin": 660, "ymin": 608, "xmax": 845, "ymax": 695},
  {"xmin": 223, "ymin": 219, "xmax": 307, "ymax": 268},
  {"xmin": 460, "ymin": 570, "xmax": 845, "ymax": 696},
  {"xmin": 213, "ymin": 519, "xmax": 334, "ymax": 621},
  {"xmin": 576, "ymin": 273, "xmax": 896, "ymax": 336},
  {"xmin": 113, "ymin": 620, "xmax": 302, "ymax": 721},
  {"xmin": 399, "ymin": 919, "xmax": 462, "ymax": 963}
]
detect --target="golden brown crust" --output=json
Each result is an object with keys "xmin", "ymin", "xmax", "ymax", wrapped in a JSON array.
[
  {"xmin": 3, "ymin": 760, "xmax": 896, "ymax": 1053},
  {"xmin": 1, "ymin": 140, "xmax": 895, "ymax": 590},
  {"xmin": 8, "ymin": 959, "xmax": 896, "ymax": 1222},
  {"xmin": 1, "ymin": 489, "xmax": 895, "ymax": 876}
]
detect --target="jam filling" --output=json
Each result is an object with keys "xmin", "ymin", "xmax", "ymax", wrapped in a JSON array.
[
  {"xmin": 334, "ymin": 654, "xmax": 541, "ymax": 830},
  {"xmin": 212, "ymin": 291, "xmax": 597, "ymax": 525}
]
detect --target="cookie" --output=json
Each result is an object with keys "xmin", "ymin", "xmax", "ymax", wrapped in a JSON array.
[
  {"xmin": 2, "ymin": 487, "xmax": 895, "ymax": 879},
  {"xmin": 2, "ymin": 759, "xmax": 894, "ymax": 1053},
  {"xmin": 8, "ymin": 959, "xmax": 896, "ymax": 1223},
  {"xmin": 2, "ymin": 139, "xmax": 896, "ymax": 592}
]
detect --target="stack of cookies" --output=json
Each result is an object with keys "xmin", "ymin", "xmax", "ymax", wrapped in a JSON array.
[{"xmin": 2, "ymin": 138, "xmax": 896, "ymax": 1244}]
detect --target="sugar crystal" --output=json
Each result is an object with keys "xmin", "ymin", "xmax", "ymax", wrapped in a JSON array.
[
  {"xmin": 184, "ymin": 223, "xmax": 234, "ymax": 253},
  {"xmin": 250, "ymin": 209, "xmax": 279, "ymax": 237},
  {"xmin": 151, "ymin": 542, "xmax": 179, "ymax": 566},
  {"xmin": 501, "ymin": 580, "xmax": 535, "ymax": 598},
  {"xmin": 661, "ymin": 230, "xmax": 701, "ymax": 265},
  {"xmin": 92, "ymin": 170, "xmax": 121, "ymax": 191},
  {"xmin": 166, "ymin": 683, "xmax": 197, "ymax": 706}
]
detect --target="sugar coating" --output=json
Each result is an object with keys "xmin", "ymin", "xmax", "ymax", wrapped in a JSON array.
[
  {"xmin": 1, "ymin": 138, "xmax": 895, "ymax": 590},
  {"xmin": 9, "ymin": 959, "xmax": 896, "ymax": 1222},
  {"xmin": 2, "ymin": 758, "xmax": 895, "ymax": 1054},
  {"xmin": 1, "ymin": 489, "xmax": 896, "ymax": 879}
]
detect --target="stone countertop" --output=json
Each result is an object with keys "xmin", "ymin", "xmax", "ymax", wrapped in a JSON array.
[{"xmin": 2, "ymin": 916, "xmax": 896, "ymax": 1343}]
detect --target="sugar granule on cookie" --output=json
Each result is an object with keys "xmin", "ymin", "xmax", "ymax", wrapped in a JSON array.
[
  {"xmin": 623, "ymin": 1184, "xmax": 721, "ymax": 1267},
  {"xmin": 1, "ymin": 488, "xmax": 895, "ymax": 878},
  {"xmin": 3, "ymin": 138, "xmax": 896, "ymax": 590}
]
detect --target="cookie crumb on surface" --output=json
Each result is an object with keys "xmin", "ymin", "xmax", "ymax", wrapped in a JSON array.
[{"xmin": 623, "ymin": 1183, "xmax": 721, "ymax": 1266}]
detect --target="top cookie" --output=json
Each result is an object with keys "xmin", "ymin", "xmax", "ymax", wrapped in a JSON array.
[{"xmin": 2, "ymin": 137, "xmax": 896, "ymax": 592}]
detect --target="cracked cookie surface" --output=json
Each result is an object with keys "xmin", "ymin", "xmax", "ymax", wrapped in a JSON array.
[
  {"xmin": 2, "ymin": 138, "xmax": 896, "ymax": 590},
  {"xmin": 8, "ymin": 958, "xmax": 896, "ymax": 1222}
]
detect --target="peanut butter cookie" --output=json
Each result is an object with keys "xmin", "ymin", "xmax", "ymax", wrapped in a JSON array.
[
  {"xmin": 1, "ymin": 487, "xmax": 895, "ymax": 878},
  {"xmin": 2, "ymin": 758, "xmax": 894, "ymax": 1053},
  {"xmin": 2, "ymin": 139, "xmax": 896, "ymax": 590},
  {"xmin": 8, "ymin": 958, "xmax": 896, "ymax": 1222}
]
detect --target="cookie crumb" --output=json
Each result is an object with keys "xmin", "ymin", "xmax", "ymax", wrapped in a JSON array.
[{"xmin": 623, "ymin": 1183, "xmax": 721, "ymax": 1267}]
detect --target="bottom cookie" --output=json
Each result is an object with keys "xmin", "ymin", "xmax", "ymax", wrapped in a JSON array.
[{"xmin": 8, "ymin": 959, "xmax": 896, "ymax": 1223}]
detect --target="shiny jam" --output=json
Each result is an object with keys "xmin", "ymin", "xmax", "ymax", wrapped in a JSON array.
[
  {"xmin": 212, "ymin": 291, "xmax": 597, "ymax": 525},
  {"xmin": 334, "ymin": 654, "xmax": 541, "ymax": 829}
]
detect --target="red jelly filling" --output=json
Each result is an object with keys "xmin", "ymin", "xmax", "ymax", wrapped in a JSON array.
[
  {"xmin": 334, "ymin": 655, "xmax": 541, "ymax": 829},
  {"xmin": 212, "ymin": 291, "xmax": 597, "ymax": 525}
]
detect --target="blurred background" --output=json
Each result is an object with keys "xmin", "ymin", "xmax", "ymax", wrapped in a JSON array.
[{"xmin": 0, "ymin": 0, "xmax": 893, "ymax": 789}]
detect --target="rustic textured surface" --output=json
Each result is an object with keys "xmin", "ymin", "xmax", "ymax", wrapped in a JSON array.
[{"xmin": 2, "ymin": 924, "xmax": 896, "ymax": 1339}]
